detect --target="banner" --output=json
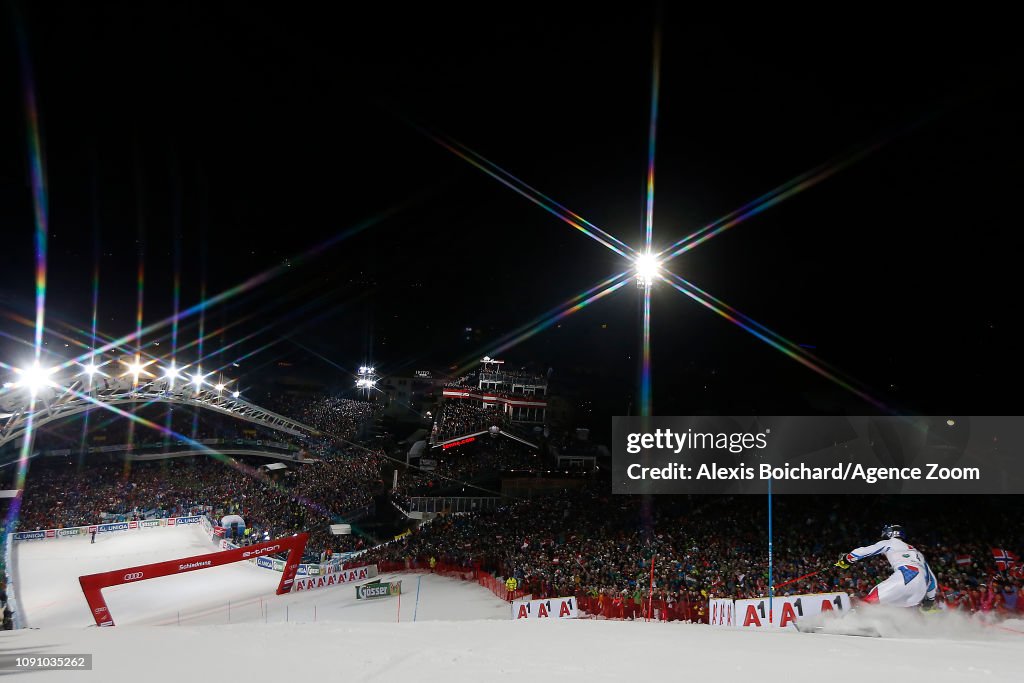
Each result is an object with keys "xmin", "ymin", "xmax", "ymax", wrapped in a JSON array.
[
  {"xmin": 292, "ymin": 565, "xmax": 378, "ymax": 592},
  {"xmin": 13, "ymin": 531, "xmax": 46, "ymax": 541},
  {"xmin": 733, "ymin": 593, "xmax": 851, "ymax": 629},
  {"xmin": 98, "ymin": 522, "xmax": 130, "ymax": 533},
  {"xmin": 170, "ymin": 516, "xmax": 202, "ymax": 525},
  {"xmin": 140, "ymin": 520, "xmax": 162, "ymax": 528},
  {"xmin": 708, "ymin": 598, "xmax": 735, "ymax": 627},
  {"xmin": 512, "ymin": 596, "xmax": 578, "ymax": 620},
  {"xmin": 355, "ymin": 580, "xmax": 402, "ymax": 599},
  {"xmin": 56, "ymin": 528, "xmax": 82, "ymax": 538}
]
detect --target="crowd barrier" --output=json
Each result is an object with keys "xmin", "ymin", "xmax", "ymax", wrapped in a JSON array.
[{"xmin": 10, "ymin": 515, "xmax": 207, "ymax": 543}]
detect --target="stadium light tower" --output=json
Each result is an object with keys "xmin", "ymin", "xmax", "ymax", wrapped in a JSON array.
[{"xmin": 356, "ymin": 364, "xmax": 378, "ymax": 397}]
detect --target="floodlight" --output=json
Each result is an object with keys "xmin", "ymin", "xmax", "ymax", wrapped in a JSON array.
[
  {"xmin": 635, "ymin": 252, "xmax": 661, "ymax": 287},
  {"xmin": 11, "ymin": 362, "xmax": 58, "ymax": 395}
]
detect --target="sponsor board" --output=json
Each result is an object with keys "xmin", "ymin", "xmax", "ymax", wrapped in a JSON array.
[
  {"xmin": 255, "ymin": 557, "xmax": 275, "ymax": 570},
  {"xmin": 45, "ymin": 529, "xmax": 56, "ymax": 538},
  {"xmin": 708, "ymin": 598, "xmax": 735, "ymax": 627},
  {"xmin": 355, "ymin": 580, "xmax": 402, "ymax": 600},
  {"xmin": 140, "ymin": 520, "xmax": 162, "ymax": 528},
  {"xmin": 57, "ymin": 528, "xmax": 82, "ymax": 538},
  {"xmin": 13, "ymin": 531, "xmax": 46, "ymax": 541},
  {"xmin": 129, "ymin": 521, "xmax": 138, "ymax": 529},
  {"xmin": 272, "ymin": 558, "xmax": 286, "ymax": 572},
  {"xmin": 292, "ymin": 565, "xmax": 378, "ymax": 592},
  {"xmin": 98, "ymin": 522, "xmax": 130, "ymax": 533},
  {"xmin": 172, "ymin": 516, "xmax": 202, "ymax": 525},
  {"xmin": 512, "ymin": 596, "xmax": 578, "ymax": 620},
  {"xmin": 722, "ymin": 593, "xmax": 851, "ymax": 629}
]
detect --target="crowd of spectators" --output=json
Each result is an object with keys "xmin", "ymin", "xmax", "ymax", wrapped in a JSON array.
[
  {"xmin": 401, "ymin": 438, "xmax": 544, "ymax": 495},
  {"xmin": 431, "ymin": 400, "xmax": 504, "ymax": 443},
  {"xmin": 13, "ymin": 448, "xmax": 385, "ymax": 556},
  {"xmin": 24, "ymin": 405, "xmax": 303, "ymax": 455},
  {"xmin": 264, "ymin": 394, "xmax": 378, "ymax": 442},
  {"xmin": 365, "ymin": 489, "xmax": 1024, "ymax": 619}
]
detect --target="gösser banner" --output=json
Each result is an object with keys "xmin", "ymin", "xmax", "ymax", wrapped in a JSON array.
[
  {"xmin": 355, "ymin": 580, "xmax": 402, "ymax": 599},
  {"xmin": 709, "ymin": 593, "xmax": 852, "ymax": 630},
  {"xmin": 512, "ymin": 596, "xmax": 579, "ymax": 620}
]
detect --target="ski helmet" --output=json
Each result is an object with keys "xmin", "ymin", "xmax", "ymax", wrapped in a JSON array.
[{"xmin": 880, "ymin": 523, "xmax": 904, "ymax": 540}]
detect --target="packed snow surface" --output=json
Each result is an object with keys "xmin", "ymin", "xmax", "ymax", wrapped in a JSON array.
[{"xmin": 6, "ymin": 526, "xmax": 1024, "ymax": 682}]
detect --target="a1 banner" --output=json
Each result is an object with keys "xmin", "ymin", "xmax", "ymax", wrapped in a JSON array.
[
  {"xmin": 292, "ymin": 565, "xmax": 378, "ymax": 592},
  {"xmin": 708, "ymin": 598, "xmax": 735, "ymax": 627},
  {"xmin": 734, "ymin": 593, "xmax": 851, "ymax": 629},
  {"xmin": 512, "ymin": 596, "xmax": 578, "ymax": 620}
]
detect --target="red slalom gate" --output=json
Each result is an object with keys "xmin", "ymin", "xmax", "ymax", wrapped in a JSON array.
[{"xmin": 79, "ymin": 533, "xmax": 308, "ymax": 627}]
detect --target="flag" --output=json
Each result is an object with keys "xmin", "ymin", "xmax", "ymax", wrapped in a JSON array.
[
  {"xmin": 955, "ymin": 555, "xmax": 972, "ymax": 567},
  {"xmin": 991, "ymin": 547, "xmax": 1018, "ymax": 571}
]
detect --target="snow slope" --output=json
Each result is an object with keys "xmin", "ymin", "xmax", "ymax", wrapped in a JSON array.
[
  {"xmin": 12, "ymin": 525, "xmax": 508, "ymax": 627},
  {"xmin": 8, "ymin": 528, "xmax": 1024, "ymax": 682},
  {"xmin": 4, "ymin": 618, "xmax": 1024, "ymax": 683}
]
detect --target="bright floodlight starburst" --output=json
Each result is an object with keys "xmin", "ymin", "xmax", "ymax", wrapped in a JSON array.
[
  {"xmin": 121, "ymin": 356, "xmax": 156, "ymax": 384},
  {"xmin": 635, "ymin": 252, "xmax": 661, "ymax": 288},
  {"xmin": 423, "ymin": 25, "xmax": 890, "ymax": 415},
  {"xmin": 10, "ymin": 362, "xmax": 59, "ymax": 395}
]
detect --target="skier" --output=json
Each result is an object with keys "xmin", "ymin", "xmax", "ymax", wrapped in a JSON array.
[
  {"xmin": 835, "ymin": 523, "xmax": 938, "ymax": 611},
  {"xmin": 90, "ymin": 529, "xmax": 96, "ymax": 544}
]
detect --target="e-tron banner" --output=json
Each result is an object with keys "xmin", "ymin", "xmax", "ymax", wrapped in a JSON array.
[{"xmin": 613, "ymin": 416, "xmax": 1024, "ymax": 494}]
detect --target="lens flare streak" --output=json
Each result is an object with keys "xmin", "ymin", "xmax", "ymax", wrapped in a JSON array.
[
  {"xmin": 425, "ymin": 132, "xmax": 636, "ymax": 259},
  {"xmin": 660, "ymin": 272, "xmax": 888, "ymax": 411},
  {"xmin": 658, "ymin": 143, "xmax": 883, "ymax": 263}
]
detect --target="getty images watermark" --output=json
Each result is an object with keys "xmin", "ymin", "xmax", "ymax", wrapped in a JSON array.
[{"xmin": 612, "ymin": 416, "xmax": 1024, "ymax": 494}]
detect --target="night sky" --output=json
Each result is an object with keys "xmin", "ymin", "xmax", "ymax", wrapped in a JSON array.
[{"xmin": 2, "ymin": 5, "xmax": 1022, "ymax": 425}]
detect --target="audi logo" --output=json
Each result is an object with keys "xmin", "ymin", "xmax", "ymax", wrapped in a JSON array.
[{"xmin": 123, "ymin": 572, "xmax": 144, "ymax": 581}]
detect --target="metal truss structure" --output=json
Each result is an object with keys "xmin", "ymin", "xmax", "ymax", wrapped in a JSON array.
[{"xmin": 0, "ymin": 374, "xmax": 318, "ymax": 448}]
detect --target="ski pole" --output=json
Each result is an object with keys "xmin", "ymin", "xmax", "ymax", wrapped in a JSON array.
[{"xmin": 770, "ymin": 569, "xmax": 827, "ymax": 589}]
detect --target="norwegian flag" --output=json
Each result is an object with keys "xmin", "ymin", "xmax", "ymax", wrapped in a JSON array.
[
  {"xmin": 991, "ymin": 547, "xmax": 1018, "ymax": 571},
  {"xmin": 955, "ymin": 555, "xmax": 972, "ymax": 567}
]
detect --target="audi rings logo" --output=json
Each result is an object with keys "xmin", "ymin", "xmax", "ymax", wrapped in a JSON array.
[{"xmin": 123, "ymin": 572, "xmax": 144, "ymax": 581}]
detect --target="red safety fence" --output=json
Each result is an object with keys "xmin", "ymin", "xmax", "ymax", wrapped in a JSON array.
[{"xmin": 377, "ymin": 559, "xmax": 526, "ymax": 602}]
